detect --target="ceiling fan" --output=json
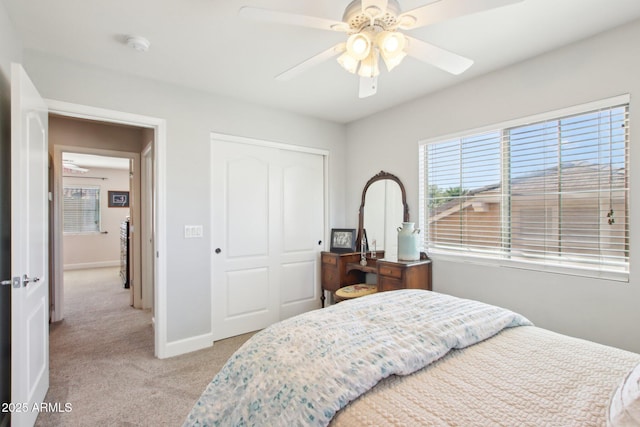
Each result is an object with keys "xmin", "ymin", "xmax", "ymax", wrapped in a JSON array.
[
  {"xmin": 62, "ymin": 160, "xmax": 89, "ymax": 174},
  {"xmin": 239, "ymin": 0, "xmax": 523, "ymax": 98}
]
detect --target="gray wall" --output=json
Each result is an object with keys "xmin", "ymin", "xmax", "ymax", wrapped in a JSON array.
[
  {"xmin": 21, "ymin": 51, "xmax": 349, "ymax": 346},
  {"xmin": 346, "ymin": 19, "xmax": 640, "ymax": 353},
  {"xmin": 0, "ymin": 1, "xmax": 22, "ymax": 423}
]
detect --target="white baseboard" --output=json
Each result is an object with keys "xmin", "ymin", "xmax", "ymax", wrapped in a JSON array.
[
  {"xmin": 159, "ymin": 332, "xmax": 214, "ymax": 359},
  {"xmin": 63, "ymin": 261, "xmax": 120, "ymax": 271}
]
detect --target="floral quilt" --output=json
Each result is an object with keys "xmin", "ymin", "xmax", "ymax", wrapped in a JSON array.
[{"xmin": 184, "ymin": 289, "xmax": 532, "ymax": 427}]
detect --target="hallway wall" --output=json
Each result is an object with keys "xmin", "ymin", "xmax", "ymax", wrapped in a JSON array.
[{"xmin": 62, "ymin": 166, "xmax": 130, "ymax": 270}]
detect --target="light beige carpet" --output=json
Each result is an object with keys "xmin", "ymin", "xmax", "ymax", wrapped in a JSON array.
[{"xmin": 36, "ymin": 267, "xmax": 253, "ymax": 426}]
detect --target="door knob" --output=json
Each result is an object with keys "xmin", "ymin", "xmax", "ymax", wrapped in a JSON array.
[
  {"xmin": 215, "ymin": 248, "xmax": 222, "ymax": 254},
  {"xmin": 1, "ymin": 277, "xmax": 21, "ymax": 288}
]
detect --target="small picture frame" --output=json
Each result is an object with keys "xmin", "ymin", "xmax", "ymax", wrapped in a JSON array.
[
  {"xmin": 108, "ymin": 191, "xmax": 130, "ymax": 208},
  {"xmin": 330, "ymin": 228, "xmax": 357, "ymax": 253}
]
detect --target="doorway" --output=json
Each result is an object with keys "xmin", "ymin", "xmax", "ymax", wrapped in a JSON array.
[
  {"xmin": 51, "ymin": 117, "xmax": 148, "ymax": 316},
  {"xmin": 60, "ymin": 151, "xmax": 137, "ymax": 306},
  {"xmin": 46, "ymin": 100, "xmax": 169, "ymax": 357}
]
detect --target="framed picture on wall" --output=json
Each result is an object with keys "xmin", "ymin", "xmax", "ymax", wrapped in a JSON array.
[
  {"xmin": 330, "ymin": 228, "xmax": 357, "ymax": 253},
  {"xmin": 108, "ymin": 190, "xmax": 130, "ymax": 208}
]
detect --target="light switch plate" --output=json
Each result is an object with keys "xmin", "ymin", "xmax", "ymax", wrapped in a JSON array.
[{"xmin": 184, "ymin": 225, "xmax": 203, "ymax": 238}]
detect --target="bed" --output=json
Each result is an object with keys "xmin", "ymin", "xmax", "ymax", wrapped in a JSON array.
[{"xmin": 184, "ymin": 289, "xmax": 640, "ymax": 427}]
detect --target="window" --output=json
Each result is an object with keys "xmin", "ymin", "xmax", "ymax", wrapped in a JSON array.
[
  {"xmin": 419, "ymin": 97, "xmax": 629, "ymax": 280},
  {"xmin": 63, "ymin": 186, "xmax": 101, "ymax": 233}
]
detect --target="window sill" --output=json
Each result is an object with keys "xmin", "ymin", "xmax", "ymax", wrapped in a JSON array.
[
  {"xmin": 428, "ymin": 250, "xmax": 629, "ymax": 283},
  {"xmin": 63, "ymin": 231, "xmax": 104, "ymax": 236}
]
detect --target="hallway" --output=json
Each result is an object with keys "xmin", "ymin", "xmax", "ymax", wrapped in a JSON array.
[{"xmin": 38, "ymin": 267, "xmax": 153, "ymax": 425}]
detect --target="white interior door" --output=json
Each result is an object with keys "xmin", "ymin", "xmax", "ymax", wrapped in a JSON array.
[
  {"xmin": 212, "ymin": 141, "xmax": 280, "ymax": 340},
  {"xmin": 10, "ymin": 63, "xmax": 49, "ymax": 427},
  {"xmin": 142, "ymin": 145, "xmax": 154, "ymax": 311},
  {"xmin": 279, "ymin": 150, "xmax": 324, "ymax": 320},
  {"xmin": 211, "ymin": 137, "xmax": 325, "ymax": 340}
]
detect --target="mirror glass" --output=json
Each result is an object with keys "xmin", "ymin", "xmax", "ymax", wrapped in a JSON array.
[{"xmin": 363, "ymin": 179, "xmax": 404, "ymax": 255}]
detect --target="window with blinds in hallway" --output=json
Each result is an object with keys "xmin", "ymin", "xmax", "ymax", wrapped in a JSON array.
[
  {"xmin": 419, "ymin": 97, "xmax": 629, "ymax": 281},
  {"xmin": 63, "ymin": 185, "xmax": 101, "ymax": 234}
]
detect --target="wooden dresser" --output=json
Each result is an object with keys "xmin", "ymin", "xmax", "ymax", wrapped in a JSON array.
[
  {"xmin": 320, "ymin": 252, "xmax": 363, "ymax": 307},
  {"xmin": 320, "ymin": 251, "xmax": 432, "ymax": 306},
  {"xmin": 377, "ymin": 258, "xmax": 432, "ymax": 292}
]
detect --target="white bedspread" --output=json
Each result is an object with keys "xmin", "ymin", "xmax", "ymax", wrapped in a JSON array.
[
  {"xmin": 330, "ymin": 326, "xmax": 640, "ymax": 427},
  {"xmin": 184, "ymin": 290, "xmax": 531, "ymax": 427}
]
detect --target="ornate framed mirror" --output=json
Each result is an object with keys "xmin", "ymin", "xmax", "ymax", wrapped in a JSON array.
[{"xmin": 357, "ymin": 171, "xmax": 409, "ymax": 255}]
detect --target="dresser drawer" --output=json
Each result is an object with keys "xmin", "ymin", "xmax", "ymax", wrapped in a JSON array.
[
  {"xmin": 321, "ymin": 253, "xmax": 337, "ymax": 265},
  {"xmin": 378, "ymin": 276, "xmax": 403, "ymax": 292},
  {"xmin": 378, "ymin": 263, "xmax": 403, "ymax": 279}
]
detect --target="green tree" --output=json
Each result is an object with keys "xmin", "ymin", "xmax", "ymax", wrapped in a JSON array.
[{"xmin": 428, "ymin": 186, "xmax": 468, "ymax": 209}]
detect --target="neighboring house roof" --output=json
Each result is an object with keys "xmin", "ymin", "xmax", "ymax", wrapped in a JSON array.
[{"xmin": 429, "ymin": 161, "xmax": 626, "ymax": 222}]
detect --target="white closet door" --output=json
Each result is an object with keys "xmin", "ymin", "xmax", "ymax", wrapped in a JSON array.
[
  {"xmin": 279, "ymin": 150, "xmax": 324, "ymax": 320},
  {"xmin": 211, "ymin": 138, "xmax": 324, "ymax": 340}
]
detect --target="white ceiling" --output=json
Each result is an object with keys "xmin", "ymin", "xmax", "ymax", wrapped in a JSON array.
[{"xmin": 5, "ymin": 0, "xmax": 640, "ymax": 124}]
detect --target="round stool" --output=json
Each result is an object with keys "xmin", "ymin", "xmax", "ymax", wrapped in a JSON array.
[{"xmin": 334, "ymin": 284, "xmax": 377, "ymax": 302}]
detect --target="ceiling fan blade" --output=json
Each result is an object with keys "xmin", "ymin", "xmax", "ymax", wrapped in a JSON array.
[
  {"xmin": 359, "ymin": 76, "xmax": 378, "ymax": 98},
  {"xmin": 276, "ymin": 43, "xmax": 346, "ymax": 81},
  {"xmin": 239, "ymin": 6, "xmax": 349, "ymax": 32},
  {"xmin": 361, "ymin": 0, "xmax": 389, "ymax": 19},
  {"xmin": 405, "ymin": 36, "xmax": 473, "ymax": 75},
  {"xmin": 398, "ymin": 0, "xmax": 523, "ymax": 30}
]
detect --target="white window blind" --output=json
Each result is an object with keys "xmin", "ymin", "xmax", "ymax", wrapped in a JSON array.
[
  {"xmin": 420, "ymin": 100, "xmax": 629, "ymax": 280},
  {"xmin": 63, "ymin": 186, "xmax": 101, "ymax": 233}
]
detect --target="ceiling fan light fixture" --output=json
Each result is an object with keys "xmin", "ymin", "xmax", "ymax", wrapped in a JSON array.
[
  {"xmin": 346, "ymin": 32, "xmax": 371, "ymax": 60},
  {"xmin": 358, "ymin": 50, "xmax": 380, "ymax": 78},
  {"xmin": 381, "ymin": 50, "xmax": 407, "ymax": 72},
  {"xmin": 378, "ymin": 31, "xmax": 405, "ymax": 54},
  {"xmin": 337, "ymin": 52, "xmax": 359, "ymax": 74},
  {"xmin": 378, "ymin": 31, "xmax": 407, "ymax": 71}
]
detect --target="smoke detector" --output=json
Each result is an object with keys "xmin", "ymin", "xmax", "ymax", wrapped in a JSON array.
[{"xmin": 126, "ymin": 35, "xmax": 150, "ymax": 52}]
